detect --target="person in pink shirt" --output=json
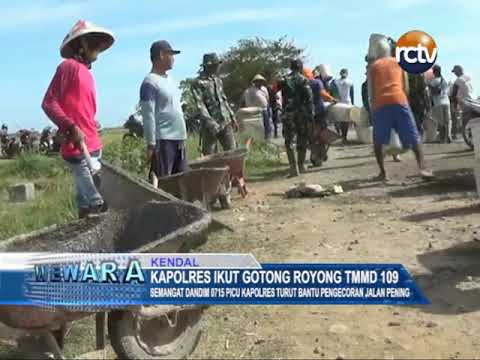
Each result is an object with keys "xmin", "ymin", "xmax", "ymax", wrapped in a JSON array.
[{"xmin": 42, "ymin": 20, "xmax": 114, "ymax": 218}]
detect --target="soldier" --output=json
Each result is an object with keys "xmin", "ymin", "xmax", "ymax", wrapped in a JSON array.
[
  {"xmin": 279, "ymin": 59, "xmax": 314, "ymax": 177},
  {"xmin": 191, "ymin": 53, "xmax": 238, "ymax": 155},
  {"xmin": 408, "ymin": 73, "xmax": 431, "ymax": 135}
]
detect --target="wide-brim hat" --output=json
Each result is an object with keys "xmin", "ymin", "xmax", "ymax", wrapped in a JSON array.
[
  {"xmin": 60, "ymin": 20, "xmax": 115, "ymax": 59},
  {"xmin": 252, "ymin": 74, "xmax": 267, "ymax": 82},
  {"xmin": 202, "ymin": 53, "xmax": 223, "ymax": 66}
]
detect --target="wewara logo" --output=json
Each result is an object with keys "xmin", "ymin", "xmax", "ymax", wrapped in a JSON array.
[{"xmin": 396, "ymin": 30, "xmax": 437, "ymax": 74}]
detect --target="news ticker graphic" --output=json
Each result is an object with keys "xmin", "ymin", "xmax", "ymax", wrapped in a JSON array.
[{"xmin": 0, "ymin": 253, "xmax": 429, "ymax": 310}]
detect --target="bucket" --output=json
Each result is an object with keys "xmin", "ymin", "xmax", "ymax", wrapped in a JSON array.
[
  {"xmin": 368, "ymin": 33, "xmax": 391, "ymax": 61},
  {"xmin": 349, "ymin": 106, "xmax": 363, "ymax": 124},
  {"xmin": 355, "ymin": 108, "xmax": 371, "ymax": 128},
  {"xmin": 328, "ymin": 103, "xmax": 356, "ymax": 123},
  {"xmin": 423, "ymin": 117, "xmax": 437, "ymax": 143},
  {"xmin": 355, "ymin": 125, "xmax": 373, "ymax": 144}
]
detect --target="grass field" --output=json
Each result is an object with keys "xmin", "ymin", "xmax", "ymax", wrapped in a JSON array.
[{"xmin": 0, "ymin": 154, "xmax": 77, "ymax": 240}]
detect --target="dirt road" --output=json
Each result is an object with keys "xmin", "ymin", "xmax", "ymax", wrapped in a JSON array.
[{"xmin": 193, "ymin": 141, "xmax": 480, "ymax": 359}]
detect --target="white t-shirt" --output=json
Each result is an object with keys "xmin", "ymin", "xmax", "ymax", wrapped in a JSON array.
[
  {"xmin": 454, "ymin": 75, "xmax": 474, "ymax": 102},
  {"xmin": 428, "ymin": 77, "xmax": 450, "ymax": 106},
  {"xmin": 244, "ymin": 85, "xmax": 269, "ymax": 109},
  {"xmin": 334, "ymin": 78, "xmax": 354, "ymax": 105}
]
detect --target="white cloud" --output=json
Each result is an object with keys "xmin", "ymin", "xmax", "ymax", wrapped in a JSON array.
[
  {"xmin": 0, "ymin": 2, "xmax": 86, "ymax": 29},
  {"xmin": 116, "ymin": 7, "xmax": 321, "ymax": 36}
]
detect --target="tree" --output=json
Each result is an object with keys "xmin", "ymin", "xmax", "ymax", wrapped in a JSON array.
[
  {"xmin": 179, "ymin": 78, "xmax": 197, "ymax": 115},
  {"xmin": 179, "ymin": 36, "xmax": 306, "ymax": 113},
  {"xmin": 220, "ymin": 36, "xmax": 306, "ymax": 108}
]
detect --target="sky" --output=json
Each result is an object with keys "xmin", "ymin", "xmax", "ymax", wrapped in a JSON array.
[{"xmin": 1, "ymin": 0, "xmax": 479, "ymax": 131}]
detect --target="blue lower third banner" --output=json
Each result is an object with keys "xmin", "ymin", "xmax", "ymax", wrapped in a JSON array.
[{"xmin": 0, "ymin": 253, "xmax": 429, "ymax": 309}]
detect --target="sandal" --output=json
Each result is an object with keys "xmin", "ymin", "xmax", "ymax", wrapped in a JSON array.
[{"xmin": 420, "ymin": 169, "xmax": 434, "ymax": 180}]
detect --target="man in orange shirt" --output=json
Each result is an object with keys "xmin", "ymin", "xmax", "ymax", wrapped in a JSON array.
[{"xmin": 368, "ymin": 47, "xmax": 433, "ymax": 181}]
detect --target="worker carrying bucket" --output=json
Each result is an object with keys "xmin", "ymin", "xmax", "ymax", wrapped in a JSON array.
[{"xmin": 42, "ymin": 20, "xmax": 115, "ymax": 218}]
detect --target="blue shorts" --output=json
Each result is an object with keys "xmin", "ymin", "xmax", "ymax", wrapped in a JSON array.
[{"xmin": 372, "ymin": 104, "xmax": 421, "ymax": 147}]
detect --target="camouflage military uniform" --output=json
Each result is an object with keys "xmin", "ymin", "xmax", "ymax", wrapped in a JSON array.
[
  {"xmin": 408, "ymin": 74, "xmax": 431, "ymax": 134},
  {"xmin": 280, "ymin": 70, "xmax": 314, "ymax": 176},
  {"xmin": 191, "ymin": 72, "xmax": 237, "ymax": 155}
]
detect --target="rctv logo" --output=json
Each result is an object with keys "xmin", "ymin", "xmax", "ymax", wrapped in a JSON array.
[{"xmin": 395, "ymin": 30, "xmax": 437, "ymax": 74}]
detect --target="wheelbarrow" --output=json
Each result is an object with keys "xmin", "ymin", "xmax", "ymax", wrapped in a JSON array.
[
  {"xmin": 189, "ymin": 141, "xmax": 251, "ymax": 209},
  {"xmin": 153, "ymin": 168, "xmax": 230, "ymax": 211},
  {"xmin": 0, "ymin": 162, "xmax": 212, "ymax": 360}
]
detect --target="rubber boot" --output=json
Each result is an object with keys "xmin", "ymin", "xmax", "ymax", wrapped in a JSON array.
[
  {"xmin": 286, "ymin": 148, "xmax": 299, "ymax": 178},
  {"xmin": 297, "ymin": 148, "xmax": 307, "ymax": 174}
]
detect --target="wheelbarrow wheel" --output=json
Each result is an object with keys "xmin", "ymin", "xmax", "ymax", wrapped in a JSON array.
[
  {"xmin": 108, "ymin": 309, "xmax": 203, "ymax": 359},
  {"xmin": 219, "ymin": 194, "xmax": 232, "ymax": 209}
]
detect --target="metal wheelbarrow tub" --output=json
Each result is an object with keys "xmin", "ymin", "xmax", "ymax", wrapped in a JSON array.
[
  {"xmin": 189, "ymin": 148, "xmax": 250, "ymax": 201},
  {"xmin": 154, "ymin": 167, "xmax": 229, "ymax": 210},
  {"xmin": 0, "ymin": 162, "xmax": 212, "ymax": 359},
  {"xmin": 101, "ymin": 161, "xmax": 179, "ymax": 209}
]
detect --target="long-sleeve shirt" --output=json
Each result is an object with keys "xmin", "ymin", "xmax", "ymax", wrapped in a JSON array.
[
  {"xmin": 280, "ymin": 71, "xmax": 314, "ymax": 117},
  {"xmin": 139, "ymin": 73, "xmax": 187, "ymax": 146},
  {"xmin": 309, "ymin": 79, "xmax": 325, "ymax": 116},
  {"xmin": 244, "ymin": 85, "xmax": 269, "ymax": 109},
  {"xmin": 42, "ymin": 59, "xmax": 101, "ymax": 159},
  {"xmin": 191, "ymin": 73, "xmax": 236, "ymax": 134}
]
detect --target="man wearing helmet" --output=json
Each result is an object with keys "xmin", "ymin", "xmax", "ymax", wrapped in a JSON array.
[{"xmin": 42, "ymin": 20, "xmax": 114, "ymax": 218}]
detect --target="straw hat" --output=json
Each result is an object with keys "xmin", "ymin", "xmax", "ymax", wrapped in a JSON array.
[
  {"xmin": 252, "ymin": 74, "xmax": 267, "ymax": 82},
  {"xmin": 60, "ymin": 20, "xmax": 115, "ymax": 59}
]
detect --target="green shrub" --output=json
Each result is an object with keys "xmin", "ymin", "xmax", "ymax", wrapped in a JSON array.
[
  {"xmin": 102, "ymin": 130, "xmax": 283, "ymax": 178},
  {"xmin": 0, "ymin": 153, "xmax": 67, "ymax": 179}
]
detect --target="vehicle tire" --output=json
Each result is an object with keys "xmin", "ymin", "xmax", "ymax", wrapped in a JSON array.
[
  {"xmin": 463, "ymin": 126, "xmax": 474, "ymax": 150},
  {"xmin": 108, "ymin": 309, "xmax": 204, "ymax": 360},
  {"xmin": 39, "ymin": 143, "xmax": 49, "ymax": 155}
]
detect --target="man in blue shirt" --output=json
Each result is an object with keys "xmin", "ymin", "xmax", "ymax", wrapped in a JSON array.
[
  {"xmin": 140, "ymin": 40, "xmax": 187, "ymax": 178},
  {"xmin": 309, "ymin": 71, "xmax": 329, "ymax": 167}
]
